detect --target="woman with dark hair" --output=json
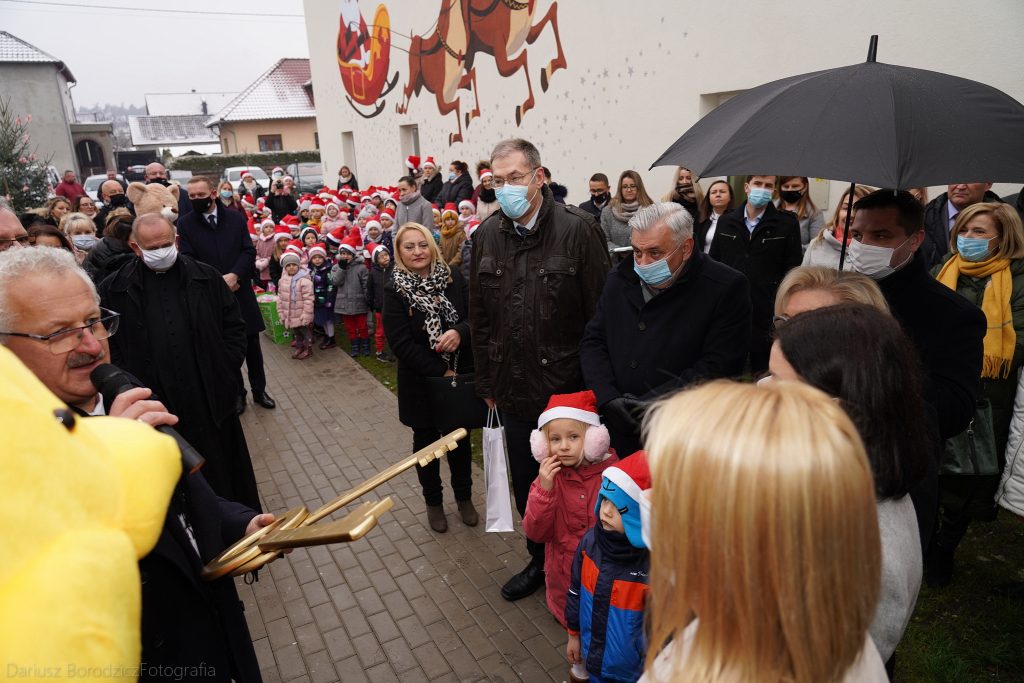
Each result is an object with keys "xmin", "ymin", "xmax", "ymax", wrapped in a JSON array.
[
  {"xmin": 769, "ymin": 303, "xmax": 930, "ymax": 664},
  {"xmin": 336, "ymin": 165, "xmax": 358, "ymax": 191},
  {"xmin": 777, "ymin": 176, "xmax": 825, "ymax": 250},
  {"xmin": 27, "ymin": 223, "xmax": 75, "ymax": 253},
  {"xmin": 600, "ymin": 170, "xmax": 654, "ymax": 250},
  {"xmin": 695, "ymin": 179, "xmax": 734, "ymax": 253},
  {"xmin": 437, "ymin": 160, "xmax": 474, "ymax": 207},
  {"xmin": 72, "ymin": 194, "xmax": 99, "ymax": 221}
]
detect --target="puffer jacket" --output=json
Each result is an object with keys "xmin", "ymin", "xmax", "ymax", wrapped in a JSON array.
[
  {"xmin": 254, "ymin": 234, "xmax": 276, "ymax": 282},
  {"xmin": 309, "ymin": 261, "xmax": 336, "ymax": 309},
  {"xmin": 469, "ymin": 185, "xmax": 612, "ymax": 418},
  {"xmin": 566, "ymin": 523, "xmax": 649, "ymax": 683},
  {"xmin": 522, "ymin": 452, "xmax": 618, "ymax": 629},
  {"xmin": 84, "ymin": 237, "xmax": 135, "ymax": 285},
  {"xmin": 998, "ymin": 369, "xmax": 1024, "ymax": 517},
  {"xmin": 330, "ymin": 255, "xmax": 368, "ymax": 315},
  {"xmin": 277, "ymin": 269, "xmax": 314, "ymax": 328}
]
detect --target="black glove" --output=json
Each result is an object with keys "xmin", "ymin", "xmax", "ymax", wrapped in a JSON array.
[{"xmin": 602, "ymin": 395, "xmax": 648, "ymax": 437}]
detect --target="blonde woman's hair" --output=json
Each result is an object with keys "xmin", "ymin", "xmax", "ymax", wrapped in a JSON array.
[
  {"xmin": 59, "ymin": 212, "xmax": 96, "ymax": 236},
  {"xmin": 393, "ymin": 222, "xmax": 448, "ymax": 277},
  {"xmin": 643, "ymin": 380, "xmax": 881, "ymax": 683},
  {"xmin": 824, "ymin": 184, "xmax": 874, "ymax": 239},
  {"xmin": 46, "ymin": 196, "xmax": 71, "ymax": 216},
  {"xmin": 949, "ymin": 202, "xmax": 1024, "ymax": 260},
  {"xmin": 774, "ymin": 266, "xmax": 890, "ymax": 316},
  {"xmin": 661, "ymin": 167, "xmax": 705, "ymax": 216}
]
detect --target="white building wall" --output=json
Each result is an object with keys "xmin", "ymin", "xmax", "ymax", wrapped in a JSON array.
[
  {"xmin": 303, "ymin": 0, "xmax": 1024, "ymax": 206},
  {"xmin": 1, "ymin": 63, "xmax": 77, "ymax": 177}
]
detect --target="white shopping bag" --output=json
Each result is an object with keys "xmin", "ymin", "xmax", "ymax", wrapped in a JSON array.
[{"xmin": 482, "ymin": 407, "xmax": 515, "ymax": 532}]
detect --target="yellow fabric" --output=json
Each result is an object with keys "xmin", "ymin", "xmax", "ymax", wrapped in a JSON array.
[
  {"xmin": 937, "ymin": 255, "xmax": 1016, "ymax": 378},
  {"xmin": 0, "ymin": 347, "xmax": 180, "ymax": 678}
]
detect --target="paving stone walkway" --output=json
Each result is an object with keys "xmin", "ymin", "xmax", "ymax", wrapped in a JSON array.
[{"xmin": 235, "ymin": 336, "xmax": 569, "ymax": 682}]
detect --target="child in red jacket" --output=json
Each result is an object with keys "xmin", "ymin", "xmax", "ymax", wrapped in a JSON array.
[{"xmin": 522, "ymin": 391, "xmax": 617, "ymax": 629}]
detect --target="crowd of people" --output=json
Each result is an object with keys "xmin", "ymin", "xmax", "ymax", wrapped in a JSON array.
[{"xmin": 2, "ymin": 137, "xmax": 1024, "ymax": 682}]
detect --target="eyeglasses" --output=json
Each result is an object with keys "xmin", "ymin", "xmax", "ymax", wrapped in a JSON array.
[
  {"xmin": 771, "ymin": 313, "xmax": 790, "ymax": 333},
  {"xmin": 490, "ymin": 169, "xmax": 537, "ymax": 189},
  {"xmin": 621, "ymin": 184, "xmax": 638, "ymax": 191},
  {"xmin": 0, "ymin": 308, "xmax": 120, "ymax": 354},
  {"xmin": 0, "ymin": 235, "xmax": 30, "ymax": 250}
]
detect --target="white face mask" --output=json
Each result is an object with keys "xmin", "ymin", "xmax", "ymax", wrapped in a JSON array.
[
  {"xmin": 140, "ymin": 244, "xmax": 178, "ymax": 272},
  {"xmin": 848, "ymin": 236, "xmax": 911, "ymax": 280}
]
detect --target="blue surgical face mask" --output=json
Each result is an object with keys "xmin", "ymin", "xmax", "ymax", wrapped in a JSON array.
[
  {"xmin": 747, "ymin": 187, "xmax": 773, "ymax": 208},
  {"xmin": 219, "ymin": 189, "xmax": 233, "ymax": 199},
  {"xmin": 957, "ymin": 235, "xmax": 994, "ymax": 262},
  {"xmin": 633, "ymin": 244, "xmax": 682, "ymax": 286},
  {"xmin": 495, "ymin": 171, "xmax": 538, "ymax": 220},
  {"xmin": 448, "ymin": 172, "xmax": 456, "ymax": 182}
]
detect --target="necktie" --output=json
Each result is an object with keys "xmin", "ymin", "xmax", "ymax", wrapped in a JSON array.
[{"xmin": 207, "ymin": 214, "xmax": 217, "ymax": 229}]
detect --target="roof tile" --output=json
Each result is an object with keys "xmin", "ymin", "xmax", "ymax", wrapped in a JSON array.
[{"xmin": 206, "ymin": 58, "xmax": 314, "ymax": 125}]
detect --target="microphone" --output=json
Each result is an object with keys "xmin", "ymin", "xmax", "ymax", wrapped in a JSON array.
[{"xmin": 90, "ymin": 364, "xmax": 206, "ymax": 474}]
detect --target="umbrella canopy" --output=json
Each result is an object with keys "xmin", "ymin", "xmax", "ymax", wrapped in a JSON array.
[{"xmin": 651, "ymin": 60, "xmax": 1024, "ymax": 189}]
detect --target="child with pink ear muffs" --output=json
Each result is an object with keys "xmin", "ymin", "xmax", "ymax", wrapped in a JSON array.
[{"xmin": 522, "ymin": 390, "xmax": 618, "ymax": 628}]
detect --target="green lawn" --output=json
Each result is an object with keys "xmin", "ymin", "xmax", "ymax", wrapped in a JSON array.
[{"xmin": 346, "ymin": 340, "xmax": 1024, "ymax": 681}]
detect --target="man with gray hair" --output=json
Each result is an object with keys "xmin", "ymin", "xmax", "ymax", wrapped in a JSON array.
[
  {"xmin": 0, "ymin": 204, "xmax": 29, "ymax": 252},
  {"xmin": 470, "ymin": 138, "xmax": 611, "ymax": 602},
  {"xmin": 580, "ymin": 201, "xmax": 752, "ymax": 455}
]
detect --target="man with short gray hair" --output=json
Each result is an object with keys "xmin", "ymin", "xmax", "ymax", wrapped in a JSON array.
[
  {"xmin": 0, "ymin": 205, "xmax": 29, "ymax": 252},
  {"xmin": 580, "ymin": 202, "xmax": 752, "ymax": 455}
]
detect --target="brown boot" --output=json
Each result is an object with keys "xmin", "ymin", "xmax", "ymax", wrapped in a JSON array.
[
  {"xmin": 426, "ymin": 504, "xmax": 447, "ymax": 533},
  {"xmin": 457, "ymin": 499, "xmax": 478, "ymax": 527}
]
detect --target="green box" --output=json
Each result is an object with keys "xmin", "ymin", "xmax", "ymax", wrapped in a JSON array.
[{"xmin": 258, "ymin": 297, "xmax": 292, "ymax": 345}]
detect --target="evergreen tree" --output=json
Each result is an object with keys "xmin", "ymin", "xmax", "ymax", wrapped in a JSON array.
[{"xmin": 0, "ymin": 97, "xmax": 52, "ymax": 212}]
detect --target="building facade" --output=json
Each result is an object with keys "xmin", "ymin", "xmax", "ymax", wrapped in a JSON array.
[{"xmin": 302, "ymin": 0, "xmax": 1024, "ymax": 207}]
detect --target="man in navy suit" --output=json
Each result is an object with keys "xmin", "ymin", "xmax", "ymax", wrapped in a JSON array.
[{"xmin": 177, "ymin": 176, "xmax": 275, "ymax": 414}]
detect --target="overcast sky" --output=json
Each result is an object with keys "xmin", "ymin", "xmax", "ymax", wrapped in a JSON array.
[{"xmin": 2, "ymin": 0, "xmax": 310, "ymax": 108}]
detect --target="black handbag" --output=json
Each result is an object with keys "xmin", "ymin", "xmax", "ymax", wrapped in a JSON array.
[
  {"xmin": 424, "ymin": 355, "xmax": 488, "ymax": 433},
  {"xmin": 942, "ymin": 398, "xmax": 1000, "ymax": 476}
]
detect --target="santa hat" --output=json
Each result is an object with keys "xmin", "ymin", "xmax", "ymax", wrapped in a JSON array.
[
  {"xmin": 325, "ymin": 202, "xmax": 340, "ymax": 215},
  {"xmin": 271, "ymin": 166, "xmax": 284, "ymax": 176},
  {"xmin": 247, "ymin": 223, "xmax": 258, "ymax": 240},
  {"xmin": 325, "ymin": 227, "xmax": 346, "ymax": 246},
  {"xmin": 596, "ymin": 451, "xmax": 651, "ymax": 549},
  {"xmin": 466, "ymin": 217, "xmax": 481, "ymax": 238},
  {"xmin": 379, "ymin": 207, "xmax": 396, "ymax": 222},
  {"xmin": 367, "ymin": 241, "xmax": 388, "ymax": 263},
  {"xmin": 529, "ymin": 390, "xmax": 611, "ymax": 463},
  {"xmin": 432, "ymin": 206, "xmax": 441, "ymax": 219},
  {"xmin": 441, "ymin": 203, "xmax": 458, "ymax": 218},
  {"xmin": 339, "ymin": 229, "xmax": 362, "ymax": 255},
  {"xmin": 280, "ymin": 252, "xmax": 301, "ymax": 267},
  {"xmin": 299, "ymin": 226, "xmax": 318, "ymax": 243},
  {"xmin": 422, "ymin": 156, "xmax": 437, "ymax": 169},
  {"xmin": 309, "ymin": 197, "xmax": 325, "ymax": 211},
  {"xmin": 241, "ymin": 170, "xmax": 254, "ymax": 180},
  {"xmin": 299, "ymin": 194, "xmax": 313, "ymax": 211},
  {"xmin": 241, "ymin": 194, "xmax": 256, "ymax": 209},
  {"xmin": 458, "ymin": 200, "xmax": 475, "ymax": 213},
  {"xmin": 282, "ymin": 214, "xmax": 300, "ymax": 227},
  {"xmin": 406, "ymin": 155, "xmax": 421, "ymax": 172},
  {"xmin": 365, "ymin": 219, "xmax": 382, "ymax": 233},
  {"xmin": 274, "ymin": 225, "xmax": 292, "ymax": 238},
  {"xmin": 308, "ymin": 243, "xmax": 327, "ymax": 259},
  {"xmin": 285, "ymin": 240, "xmax": 305, "ymax": 257},
  {"xmin": 260, "ymin": 217, "xmax": 276, "ymax": 230},
  {"xmin": 479, "ymin": 169, "xmax": 493, "ymax": 180}
]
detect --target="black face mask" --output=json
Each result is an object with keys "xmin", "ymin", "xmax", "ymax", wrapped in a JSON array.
[
  {"xmin": 676, "ymin": 184, "xmax": 694, "ymax": 198},
  {"xmin": 190, "ymin": 196, "xmax": 213, "ymax": 213},
  {"xmin": 479, "ymin": 187, "xmax": 496, "ymax": 202},
  {"xmin": 780, "ymin": 189, "xmax": 803, "ymax": 204},
  {"xmin": 147, "ymin": 177, "xmax": 170, "ymax": 187},
  {"xmin": 108, "ymin": 194, "xmax": 128, "ymax": 208},
  {"xmin": 591, "ymin": 192, "xmax": 610, "ymax": 205}
]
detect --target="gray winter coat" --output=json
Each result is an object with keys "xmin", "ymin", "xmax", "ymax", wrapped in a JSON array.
[
  {"xmin": 396, "ymin": 194, "xmax": 434, "ymax": 229},
  {"xmin": 330, "ymin": 256, "xmax": 368, "ymax": 315}
]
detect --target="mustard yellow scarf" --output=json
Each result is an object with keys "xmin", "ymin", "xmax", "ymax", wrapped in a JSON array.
[{"xmin": 937, "ymin": 255, "xmax": 1015, "ymax": 378}]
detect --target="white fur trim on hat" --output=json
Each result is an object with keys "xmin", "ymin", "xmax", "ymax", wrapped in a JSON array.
[
  {"xmin": 458, "ymin": 200, "xmax": 476, "ymax": 212},
  {"xmin": 339, "ymin": 243, "xmax": 357, "ymax": 254},
  {"xmin": 537, "ymin": 406, "xmax": 601, "ymax": 429},
  {"xmin": 280, "ymin": 252, "xmax": 300, "ymax": 266},
  {"xmin": 365, "ymin": 219, "xmax": 382, "ymax": 231},
  {"xmin": 602, "ymin": 463, "xmax": 645, "ymax": 504},
  {"xmin": 529, "ymin": 423, "xmax": 610, "ymax": 462}
]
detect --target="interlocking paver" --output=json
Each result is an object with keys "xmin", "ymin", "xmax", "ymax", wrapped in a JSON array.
[{"xmin": 237, "ymin": 338, "xmax": 565, "ymax": 681}]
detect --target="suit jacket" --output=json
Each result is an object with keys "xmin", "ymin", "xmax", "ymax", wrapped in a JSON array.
[{"xmin": 178, "ymin": 206, "xmax": 264, "ymax": 335}]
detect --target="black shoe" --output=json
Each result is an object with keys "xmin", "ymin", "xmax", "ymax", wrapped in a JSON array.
[
  {"xmin": 376, "ymin": 351, "xmax": 395, "ymax": 363},
  {"xmin": 501, "ymin": 564, "xmax": 545, "ymax": 602},
  {"xmin": 924, "ymin": 545, "xmax": 955, "ymax": 588},
  {"xmin": 253, "ymin": 392, "xmax": 276, "ymax": 409},
  {"xmin": 236, "ymin": 395, "xmax": 247, "ymax": 416}
]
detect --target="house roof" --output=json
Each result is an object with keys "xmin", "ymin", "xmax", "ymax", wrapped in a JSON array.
[
  {"xmin": 0, "ymin": 31, "xmax": 75, "ymax": 82},
  {"xmin": 206, "ymin": 58, "xmax": 314, "ymax": 127},
  {"xmin": 145, "ymin": 92, "xmax": 238, "ymax": 116},
  {"xmin": 128, "ymin": 115, "xmax": 220, "ymax": 146}
]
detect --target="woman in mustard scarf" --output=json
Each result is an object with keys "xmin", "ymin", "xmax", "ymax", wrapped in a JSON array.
[{"xmin": 929, "ymin": 202, "xmax": 1024, "ymax": 587}]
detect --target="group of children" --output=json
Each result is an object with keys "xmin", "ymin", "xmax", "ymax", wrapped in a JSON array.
[
  {"xmin": 523, "ymin": 391, "xmax": 652, "ymax": 683},
  {"xmin": 248, "ymin": 184, "xmax": 483, "ymax": 361}
]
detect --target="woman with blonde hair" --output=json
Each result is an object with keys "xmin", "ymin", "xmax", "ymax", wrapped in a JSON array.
[
  {"xmin": 927, "ymin": 202, "xmax": 1024, "ymax": 586},
  {"xmin": 641, "ymin": 380, "xmax": 886, "ymax": 682},
  {"xmin": 803, "ymin": 184, "xmax": 874, "ymax": 270},
  {"xmin": 600, "ymin": 170, "xmax": 654, "ymax": 250},
  {"xmin": 383, "ymin": 222, "xmax": 477, "ymax": 532},
  {"xmin": 59, "ymin": 212, "xmax": 99, "ymax": 263},
  {"xmin": 774, "ymin": 265, "xmax": 889, "ymax": 320},
  {"xmin": 661, "ymin": 166, "xmax": 704, "ymax": 221},
  {"xmin": 45, "ymin": 196, "xmax": 72, "ymax": 227}
]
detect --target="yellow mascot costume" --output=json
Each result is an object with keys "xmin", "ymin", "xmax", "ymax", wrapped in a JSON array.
[{"xmin": 0, "ymin": 346, "xmax": 180, "ymax": 679}]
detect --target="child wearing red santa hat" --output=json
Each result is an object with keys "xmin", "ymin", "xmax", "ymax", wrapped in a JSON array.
[
  {"xmin": 522, "ymin": 391, "xmax": 618, "ymax": 631},
  {"xmin": 330, "ymin": 230, "xmax": 370, "ymax": 357}
]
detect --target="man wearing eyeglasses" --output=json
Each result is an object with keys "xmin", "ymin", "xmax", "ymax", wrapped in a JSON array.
[
  {"xmin": 0, "ymin": 242, "xmax": 268, "ymax": 682},
  {"xmin": 0, "ymin": 205, "xmax": 29, "ymax": 252},
  {"xmin": 469, "ymin": 138, "xmax": 611, "ymax": 602}
]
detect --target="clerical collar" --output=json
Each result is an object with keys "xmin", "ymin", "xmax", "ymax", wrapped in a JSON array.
[{"xmin": 88, "ymin": 394, "xmax": 106, "ymax": 416}]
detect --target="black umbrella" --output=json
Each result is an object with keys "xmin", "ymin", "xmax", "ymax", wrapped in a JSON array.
[{"xmin": 651, "ymin": 37, "xmax": 1024, "ymax": 269}]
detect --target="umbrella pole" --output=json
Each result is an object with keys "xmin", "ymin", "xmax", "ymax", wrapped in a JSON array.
[{"xmin": 837, "ymin": 181, "xmax": 856, "ymax": 271}]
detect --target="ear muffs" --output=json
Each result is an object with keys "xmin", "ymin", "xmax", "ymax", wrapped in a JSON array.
[
  {"xmin": 583, "ymin": 424, "xmax": 611, "ymax": 462},
  {"xmin": 529, "ymin": 429, "xmax": 548, "ymax": 462}
]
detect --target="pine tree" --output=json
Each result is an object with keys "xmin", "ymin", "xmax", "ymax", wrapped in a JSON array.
[{"xmin": 0, "ymin": 96, "xmax": 52, "ymax": 212}]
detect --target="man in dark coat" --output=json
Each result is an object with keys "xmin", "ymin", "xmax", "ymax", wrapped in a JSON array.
[
  {"xmin": 578, "ymin": 173, "xmax": 611, "ymax": 219},
  {"xmin": 436, "ymin": 161, "xmax": 475, "ymax": 207},
  {"xmin": 0, "ymin": 245, "xmax": 268, "ymax": 683},
  {"xmin": 580, "ymin": 202, "xmax": 751, "ymax": 455},
  {"xmin": 849, "ymin": 189, "xmax": 986, "ymax": 559},
  {"xmin": 99, "ymin": 213, "xmax": 261, "ymax": 511},
  {"xmin": 709, "ymin": 175, "xmax": 802, "ymax": 373},
  {"xmin": 177, "ymin": 176, "xmax": 275, "ymax": 414},
  {"xmin": 921, "ymin": 183, "xmax": 1003, "ymax": 269},
  {"xmin": 470, "ymin": 138, "xmax": 611, "ymax": 602}
]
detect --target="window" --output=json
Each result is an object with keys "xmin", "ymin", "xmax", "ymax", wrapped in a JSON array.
[
  {"xmin": 341, "ymin": 131, "xmax": 356, "ymax": 177},
  {"xmin": 258, "ymin": 135, "xmax": 283, "ymax": 152},
  {"xmin": 314, "ymin": 132, "xmax": 320, "ymax": 150}
]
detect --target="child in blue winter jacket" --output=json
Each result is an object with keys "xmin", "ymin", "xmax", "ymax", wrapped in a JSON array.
[{"xmin": 565, "ymin": 451, "xmax": 651, "ymax": 683}]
